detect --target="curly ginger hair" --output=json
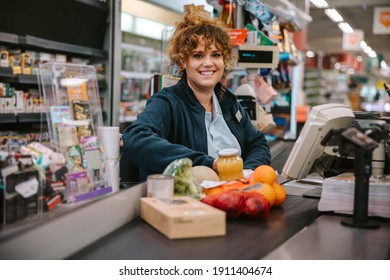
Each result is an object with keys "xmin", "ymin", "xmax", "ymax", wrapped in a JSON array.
[{"xmin": 167, "ymin": 12, "xmax": 236, "ymax": 76}]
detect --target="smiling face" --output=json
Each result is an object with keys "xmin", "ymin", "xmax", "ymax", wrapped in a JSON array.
[{"xmin": 183, "ymin": 39, "xmax": 225, "ymax": 96}]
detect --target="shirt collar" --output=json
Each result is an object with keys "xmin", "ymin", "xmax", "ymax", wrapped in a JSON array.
[{"xmin": 212, "ymin": 92, "xmax": 223, "ymax": 120}]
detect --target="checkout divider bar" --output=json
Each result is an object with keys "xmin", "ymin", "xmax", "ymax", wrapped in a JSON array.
[{"xmin": 0, "ymin": 183, "xmax": 147, "ymax": 260}]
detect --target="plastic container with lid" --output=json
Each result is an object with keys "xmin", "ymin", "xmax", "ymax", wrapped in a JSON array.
[{"xmin": 216, "ymin": 148, "xmax": 244, "ymax": 181}]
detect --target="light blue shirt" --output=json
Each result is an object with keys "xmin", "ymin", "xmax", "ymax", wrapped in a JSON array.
[{"xmin": 205, "ymin": 93, "xmax": 242, "ymax": 158}]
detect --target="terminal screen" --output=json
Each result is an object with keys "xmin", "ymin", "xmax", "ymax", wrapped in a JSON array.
[{"xmin": 238, "ymin": 50, "xmax": 273, "ymax": 64}]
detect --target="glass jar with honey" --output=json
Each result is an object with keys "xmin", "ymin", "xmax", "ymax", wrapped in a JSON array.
[{"xmin": 216, "ymin": 148, "xmax": 243, "ymax": 181}]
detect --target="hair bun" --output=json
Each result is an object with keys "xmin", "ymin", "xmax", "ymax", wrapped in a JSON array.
[{"xmin": 178, "ymin": 12, "xmax": 220, "ymax": 29}]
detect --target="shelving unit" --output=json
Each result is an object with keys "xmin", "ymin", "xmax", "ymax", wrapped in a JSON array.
[
  {"xmin": 119, "ymin": 42, "xmax": 161, "ymax": 132},
  {"xmin": 0, "ymin": 0, "xmax": 121, "ymax": 141},
  {"xmin": 0, "ymin": 63, "xmax": 47, "ymax": 134},
  {"xmin": 0, "ymin": 0, "xmax": 123, "ymax": 229},
  {"xmin": 20, "ymin": 35, "xmax": 108, "ymax": 59},
  {"xmin": 230, "ymin": 2, "xmax": 307, "ymax": 141},
  {"xmin": 322, "ymin": 70, "xmax": 349, "ymax": 104},
  {"xmin": 0, "ymin": 34, "xmax": 108, "ymax": 142},
  {"xmin": 0, "ymin": 113, "xmax": 48, "ymax": 138},
  {"xmin": 0, "ymin": 61, "xmax": 107, "ymax": 88},
  {"xmin": 303, "ymin": 69, "xmax": 325, "ymax": 106},
  {"xmin": 0, "ymin": 113, "xmax": 47, "ymax": 124}
]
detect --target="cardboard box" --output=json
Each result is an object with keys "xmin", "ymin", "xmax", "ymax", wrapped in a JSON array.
[{"xmin": 140, "ymin": 196, "xmax": 226, "ymax": 239}]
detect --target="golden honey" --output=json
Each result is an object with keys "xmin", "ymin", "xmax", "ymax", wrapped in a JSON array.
[{"xmin": 216, "ymin": 148, "xmax": 243, "ymax": 181}]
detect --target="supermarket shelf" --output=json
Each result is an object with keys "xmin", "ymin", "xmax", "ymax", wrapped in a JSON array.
[
  {"xmin": 0, "ymin": 33, "xmax": 107, "ymax": 60},
  {"xmin": 0, "ymin": 67, "xmax": 14, "ymax": 83},
  {"xmin": 0, "ymin": 113, "xmax": 47, "ymax": 124},
  {"xmin": 18, "ymin": 113, "xmax": 47, "ymax": 123},
  {"xmin": 121, "ymin": 43, "xmax": 155, "ymax": 54},
  {"xmin": 121, "ymin": 71, "xmax": 154, "ymax": 80},
  {"xmin": 21, "ymin": 35, "xmax": 108, "ymax": 59},
  {"xmin": 18, "ymin": 74, "xmax": 39, "ymax": 85},
  {"xmin": 1, "ymin": 68, "xmax": 106, "ymax": 89},
  {"xmin": 0, "ymin": 114, "xmax": 17, "ymax": 124},
  {"xmin": 0, "ymin": 32, "xmax": 19, "ymax": 45}
]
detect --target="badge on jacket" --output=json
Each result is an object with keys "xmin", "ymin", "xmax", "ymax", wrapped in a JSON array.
[{"xmin": 235, "ymin": 110, "xmax": 242, "ymax": 122}]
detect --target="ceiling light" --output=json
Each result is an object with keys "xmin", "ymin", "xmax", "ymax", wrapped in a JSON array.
[
  {"xmin": 310, "ymin": 0, "xmax": 329, "ymax": 8},
  {"xmin": 325, "ymin": 8, "xmax": 344, "ymax": 22},
  {"xmin": 338, "ymin": 22, "xmax": 353, "ymax": 33}
]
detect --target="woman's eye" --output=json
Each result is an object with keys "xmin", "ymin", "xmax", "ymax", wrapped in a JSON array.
[
  {"xmin": 212, "ymin": 53, "xmax": 222, "ymax": 58},
  {"xmin": 193, "ymin": 53, "xmax": 202, "ymax": 59}
]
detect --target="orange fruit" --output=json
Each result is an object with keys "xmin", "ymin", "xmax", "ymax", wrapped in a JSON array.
[
  {"xmin": 252, "ymin": 165, "xmax": 277, "ymax": 185},
  {"xmin": 203, "ymin": 180, "xmax": 246, "ymax": 196},
  {"xmin": 254, "ymin": 183, "xmax": 276, "ymax": 207},
  {"xmin": 203, "ymin": 186, "xmax": 225, "ymax": 196},
  {"xmin": 272, "ymin": 182, "xmax": 286, "ymax": 206}
]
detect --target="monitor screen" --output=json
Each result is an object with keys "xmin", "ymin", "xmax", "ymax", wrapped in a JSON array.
[
  {"xmin": 282, "ymin": 103, "xmax": 355, "ymax": 179},
  {"xmin": 239, "ymin": 50, "xmax": 273, "ymax": 63},
  {"xmin": 237, "ymin": 45, "xmax": 280, "ymax": 69}
]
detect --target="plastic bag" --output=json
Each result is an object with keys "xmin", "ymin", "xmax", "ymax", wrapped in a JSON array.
[
  {"xmin": 163, "ymin": 158, "xmax": 204, "ymax": 200},
  {"xmin": 202, "ymin": 190, "xmax": 270, "ymax": 219}
]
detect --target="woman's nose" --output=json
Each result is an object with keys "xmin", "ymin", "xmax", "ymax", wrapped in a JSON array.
[{"xmin": 203, "ymin": 55, "xmax": 212, "ymax": 66}]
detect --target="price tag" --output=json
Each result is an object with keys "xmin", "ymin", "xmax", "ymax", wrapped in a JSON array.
[{"xmin": 15, "ymin": 177, "xmax": 39, "ymax": 198}]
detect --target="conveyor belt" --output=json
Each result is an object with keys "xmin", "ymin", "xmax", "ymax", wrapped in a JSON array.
[{"xmin": 68, "ymin": 195, "xmax": 320, "ymax": 260}]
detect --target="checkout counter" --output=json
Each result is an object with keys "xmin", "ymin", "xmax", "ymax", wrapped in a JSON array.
[
  {"xmin": 69, "ymin": 140, "xmax": 390, "ymax": 260},
  {"xmin": 1, "ymin": 140, "xmax": 388, "ymax": 260}
]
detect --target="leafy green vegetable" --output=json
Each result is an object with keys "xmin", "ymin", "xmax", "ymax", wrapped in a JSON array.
[{"xmin": 163, "ymin": 158, "xmax": 204, "ymax": 200}]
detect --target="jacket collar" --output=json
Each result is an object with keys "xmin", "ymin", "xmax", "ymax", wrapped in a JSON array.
[{"xmin": 176, "ymin": 73, "xmax": 237, "ymax": 111}]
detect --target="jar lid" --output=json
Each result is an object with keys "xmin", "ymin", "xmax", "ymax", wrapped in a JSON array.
[{"xmin": 218, "ymin": 148, "xmax": 239, "ymax": 157}]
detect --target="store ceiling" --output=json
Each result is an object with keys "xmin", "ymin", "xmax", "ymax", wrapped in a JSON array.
[
  {"xmin": 307, "ymin": 0, "xmax": 390, "ymax": 65},
  {"xmin": 143, "ymin": 0, "xmax": 390, "ymax": 65}
]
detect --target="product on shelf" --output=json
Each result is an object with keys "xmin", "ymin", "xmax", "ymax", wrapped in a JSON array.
[
  {"xmin": 0, "ymin": 152, "xmax": 41, "ymax": 225},
  {"xmin": 0, "ymin": 49, "xmax": 9, "ymax": 67}
]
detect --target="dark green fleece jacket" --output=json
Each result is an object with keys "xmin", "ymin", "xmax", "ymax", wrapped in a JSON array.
[{"xmin": 122, "ymin": 76, "xmax": 271, "ymax": 181}]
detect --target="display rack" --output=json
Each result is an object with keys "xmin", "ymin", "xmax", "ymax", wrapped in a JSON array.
[{"xmin": 38, "ymin": 62, "xmax": 111, "ymax": 203}]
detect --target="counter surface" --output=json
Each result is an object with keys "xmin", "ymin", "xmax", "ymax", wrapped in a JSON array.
[
  {"xmin": 264, "ymin": 214, "xmax": 390, "ymax": 259},
  {"xmin": 69, "ymin": 195, "xmax": 320, "ymax": 260},
  {"xmin": 69, "ymin": 139, "xmax": 390, "ymax": 260},
  {"xmin": 69, "ymin": 193, "xmax": 390, "ymax": 260}
]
